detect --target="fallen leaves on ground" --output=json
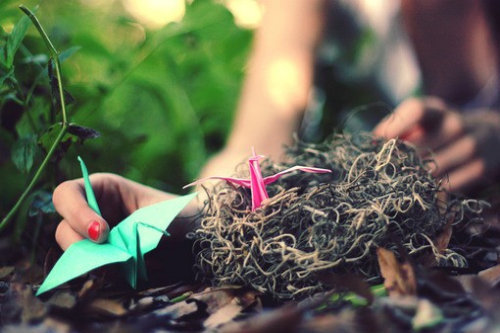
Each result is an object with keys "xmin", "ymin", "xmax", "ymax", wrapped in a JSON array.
[
  {"xmin": 376, "ymin": 247, "xmax": 417, "ymax": 297},
  {"xmin": 1, "ymin": 209, "xmax": 500, "ymax": 332},
  {"xmin": 1, "ymin": 257, "xmax": 500, "ymax": 332}
]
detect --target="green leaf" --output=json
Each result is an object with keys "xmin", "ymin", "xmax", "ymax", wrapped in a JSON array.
[
  {"xmin": 59, "ymin": 46, "xmax": 81, "ymax": 63},
  {"xmin": 37, "ymin": 123, "xmax": 78, "ymax": 162},
  {"xmin": 12, "ymin": 190, "xmax": 34, "ymax": 241},
  {"xmin": 11, "ymin": 134, "xmax": 38, "ymax": 173},
  {"xmin": 38, "ymin": 123, "xmax": 73, "ymax": 154},
  {"xmin": 4, "ymin": 14, "xmax": 31, "ymax": 68},
  {"xmin": 0, "ymin": 67, "xmax": 15, "ymax": 87},
  {"xmin": 3, "ymin": 92, "xmax": 23, "ymax": 105},
  {"xmin": 12, "ymin": 189, "xmax": 54, "ymax": 241},
  {"xmin": 30, "ymin": 46, "xmax": 80, "ymax": 77},
  {"xmin": 28, "ymin": 190, "xmax": 55, "ymax": 217}
]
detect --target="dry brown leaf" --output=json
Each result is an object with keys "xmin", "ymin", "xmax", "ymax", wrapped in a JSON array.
[
  {"xmin": 89, "ymin": 298, "xmax": 128, "ymax": 317},
  {"xmin": 137, "ymin": 282, "xmax": 183, "ymax": 297},
  {"xmin": 163, "ymin": 283, "xmax": 199, "ymax": 300},
  {"xmin": 47, "ymin": 291, "xmax": 76, "ymax": 309},
  {"xmin": 219, "ymin": 304, "xmax": 303, "ymax": 333},
  {"xmin": 204, "ymin": 299, "xmax": 243, "ymax": 329},
  {"xmin": 411, "ymin": 299, "xmax": 443, "ymax": 331},
  {"xmin": 3, "ymin": 318, "xmax": 71, "ymax": 333},
  {"xmin": 237, "ymin": 289, "xmax": 259, "ymax": 309},
  {"xmin": 77, "ymin": 279, "xmax": 95, "ymax": 298},
  {"xmin": 422, "ymin": 209, "xmax": 455, "ymax": 267},
  {"xmin": 479, "ymin": 264, "xmax": 500, "ymax": 286},
  {"xmin": 434, "ymin": 217, "xmax": 453, "ymax": 255},
  {"xmin": 191, "ymin": 286, "xmax": 240, "ymax": 314},
  {"xmin": 9, "ymin": 283, "xmax": 47, "ymax": 323},
  {"xmin": 453, "ymin": 274, "xmax": 477, "ymax": 293},
  {"xmin": 376, "ymin": 247, "xmax": 416, "ymax": 297},
  {"xmin": 42, "ymin": 318, "xmax": 71, "ymax": 333},
  {"xmin": 470, "ymin": 276, "xmax": 500, "ymax": 318},
  {"xmin": 316, "ymin": 272, "xmax": 374, "ymax": 304},
  {"xmin": 0, "ymin": 266, "xmax": 15, "ymax": 279},
  {"xmin": 154, "ymin": 299, "xmax": 198, "ymax": 319},
  {"xmin": 299, "ymin": 310, "xmax": 359, "ymax": 333},
  {"xmin": 436, "ymin": 191, "xmax": 448, "ymax": 216}
]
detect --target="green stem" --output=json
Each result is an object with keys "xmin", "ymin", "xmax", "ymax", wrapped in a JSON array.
[
  {"xmin": 19, "ymin": 5, "xmax": 67, "ymax": 123},
  {"xmin": 19, "ymin": 6, "xmax": 58, "ymax": 60},
  {"xmin": 0, "ymin": 6, "xmax": 69, "ymax": 232},
  {"xmin": 0, "ymin": 126, "xmax": 67, "ymax": 231}
]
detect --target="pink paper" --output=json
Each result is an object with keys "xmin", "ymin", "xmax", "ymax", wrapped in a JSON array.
[{"xmin": 184, "ymin": 148, "xmax": 331, "ymax": 211}]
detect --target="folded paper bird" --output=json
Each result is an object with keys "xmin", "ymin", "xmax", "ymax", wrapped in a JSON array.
[
  {"xmin": 184, "ymin": 148, "xmax": 331, "ymax": 211},
  {"xmin": 36, "ymin": 157, "xmax": 197, "ymax": 296}
]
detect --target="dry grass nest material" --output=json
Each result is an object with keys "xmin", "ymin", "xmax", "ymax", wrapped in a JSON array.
[{"xmin": 191, "ymin": 133, "xmax": 488, "ymax": 300}]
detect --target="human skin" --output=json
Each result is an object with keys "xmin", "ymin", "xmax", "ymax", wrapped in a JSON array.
[
  {"xmin": 52, "ymin": 173, "xmax": 198, "ymax": 250},
  {"xmin": 373, "ymin": 0, "xmax": 500, "ymax": 192},
  {"xmin": 54, "ymin": 0, "xmax": 500, "ymax": 249},
  {"xmin": 373, "ymin": 97, "xmax": 500, "ymax": 192},
  {"xmin": 199, "ymin": 0, "xmax": 327, "ymax": 178},
  {"xmin": 201, "ymin": 0, "xmax": 500, "ymax": 189}
]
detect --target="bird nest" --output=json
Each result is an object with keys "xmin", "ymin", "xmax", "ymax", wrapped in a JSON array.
[{"xmin": 191, "ymin": 133, "xmax": 487, "ymax": 300}]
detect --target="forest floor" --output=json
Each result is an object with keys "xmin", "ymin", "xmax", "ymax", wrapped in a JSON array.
[{"xmin": 2, "ymin": 203, "xmax": 500, "ymax": 332}]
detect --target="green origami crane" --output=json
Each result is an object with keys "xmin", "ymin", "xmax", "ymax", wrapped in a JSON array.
[{"xmin": 36, "ymin": 157, "xmax": 197, "ymax": 296}]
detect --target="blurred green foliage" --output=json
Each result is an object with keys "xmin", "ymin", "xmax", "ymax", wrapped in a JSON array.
[{"xmin": 0, "ymin": 0, "xmax": 252, "ymax": 235}]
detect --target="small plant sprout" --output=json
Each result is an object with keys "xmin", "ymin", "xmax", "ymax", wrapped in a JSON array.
[{"xmin": 184, "ymin": 147, "xmax": 331, "ymax": 211}]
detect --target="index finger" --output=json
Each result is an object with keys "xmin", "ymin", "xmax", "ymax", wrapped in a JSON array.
[
  {"xmin": 373, "ymin": 97, "xmax": 447, "ymax": 139},
  {"xmin": 373, "ymin": 99, "xmax": 426, "ymax": 138},
  {"xmin": 52, "ymin": 179, "xmax": 109, "ymax": 243}
]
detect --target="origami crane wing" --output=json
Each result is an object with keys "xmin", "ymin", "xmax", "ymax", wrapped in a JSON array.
[
  {"xmin": 36, "ymin": 158, "xmax": 197, "ymax": 296},
  {"xmin": 183, "ymin": 176, "xmax": 251, "ymax": 189},
  {"xmin": 106, "ymin": 194, "xmax": 197, "ymax": 288},
  {"xmin": 263, "ymin": 166, "xmax": 332, "ymax": 185},
  {"xmin": 36, "ymin": 240, "xmax": 132, "ymax": 296},
  {"xmin": 183, "ymin": 149, "xmax": 332, "ymax": 211}
]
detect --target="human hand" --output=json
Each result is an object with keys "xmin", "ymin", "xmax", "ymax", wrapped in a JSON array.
[
  {"xmin": 373, "ymin": 97, "xmax": 500, "ymax": 193},
  {"xmin": 52, "ymin": 173, "xmax": 180, "ymax": 250}
]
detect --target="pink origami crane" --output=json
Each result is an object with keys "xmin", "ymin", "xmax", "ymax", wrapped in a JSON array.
[{"xmin": 184, "ymin": 148, "xmax": 332, "ymax": 211}]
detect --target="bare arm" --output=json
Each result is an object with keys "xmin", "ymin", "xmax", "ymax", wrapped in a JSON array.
[{"xmin": 200, "ymin": 0, "xmax": 326, "ymax": 178}]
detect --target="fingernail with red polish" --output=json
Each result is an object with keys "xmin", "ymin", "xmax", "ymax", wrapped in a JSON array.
[{"xmin": 88, "ymin": 221, "xmax": 101, "ymax": 241}]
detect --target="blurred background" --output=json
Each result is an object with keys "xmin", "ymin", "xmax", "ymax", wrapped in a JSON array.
[
  {"xmin": 1, "ymin": 0, "xmax": 384, "ymax": 247},
  {"xmin": 0, "ymin": 0, "xmax": 258, "ymax": 224},
  {"xmin": 0, "ymin": 0, "xmax": 264, "ymax": 247}
]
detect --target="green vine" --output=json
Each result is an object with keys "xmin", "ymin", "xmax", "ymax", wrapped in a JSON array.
[{"xmin": 0, "ymin": 6, "xmax": 69, "ymax": 232}]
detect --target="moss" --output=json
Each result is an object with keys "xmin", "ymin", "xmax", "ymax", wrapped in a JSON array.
[{"xmin": 192, "ymin": 133, "xmax": 487, "ymax": 300}]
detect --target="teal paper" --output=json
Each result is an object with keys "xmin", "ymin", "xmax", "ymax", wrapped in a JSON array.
[
  {"xmin": 77, "ymin": 156, "xmax": 101, "ymax": 216},
  {"xmin": 36, "ymin": 158, "xmax": 197, "ymax": 296}
]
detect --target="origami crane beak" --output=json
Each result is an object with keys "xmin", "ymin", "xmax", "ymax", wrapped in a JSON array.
[{"xmin": 249, "ymin": 146, "xmax": 265, "ymax": 162}]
